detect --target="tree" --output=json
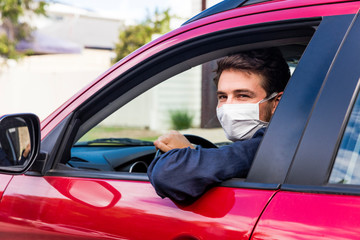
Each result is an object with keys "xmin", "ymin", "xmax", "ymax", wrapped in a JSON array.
[
  {"xmin": 0, "ymin": 0, "xmax": 46, "ymax": 60},
  {"xmin": 112, "ymin": 8, "xmax": 172, "ymax": 64}
]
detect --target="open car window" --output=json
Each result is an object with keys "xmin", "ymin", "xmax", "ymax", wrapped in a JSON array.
[
  {"xmin": 54, "ymin": 18, "xmax": 319, "ymax": 179},
  {"xmin": 68, "ymin": 51, "xmax": 300, "ymax": 174},
  {"xmin": 70, "ymin": 63, "xmax": 228, "ymax": 172}
]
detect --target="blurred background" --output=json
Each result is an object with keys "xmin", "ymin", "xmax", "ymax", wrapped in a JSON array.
[
  {"xmin": 0, "ymin": 0, "xmax": 231, "ymax": 143},
  {"xmin": 0, "ymin": 0, "xmax": 222, "ymax": 121}
]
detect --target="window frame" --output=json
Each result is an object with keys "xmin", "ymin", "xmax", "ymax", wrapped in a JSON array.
[{"xmin": 39, "ymin": 17, "xmax": 324, "ymax": 189}]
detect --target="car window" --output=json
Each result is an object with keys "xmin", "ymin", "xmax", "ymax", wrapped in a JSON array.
[
  {"xmin": 69, "ymin": 63, "xmax": 230, "ymax": 172},
  {"xmin": 68, "ymin": 50, "xmax": 299, "ymax": 173},
  {"xmin": 57, "ymin": 19, "xmax": 318, "ymax": 176},
  {"xmin": 77, "ymin": 63, "xmax": 299, "ymax": 147},
  {"xmin": 329, "ymin": 92, "xmax": 360, "ymax": 184}
]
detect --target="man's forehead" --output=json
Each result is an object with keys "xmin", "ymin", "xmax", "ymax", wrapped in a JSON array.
[{"xmin": 218, "ymin": 69, "xmax": 266, "ymax": 91}]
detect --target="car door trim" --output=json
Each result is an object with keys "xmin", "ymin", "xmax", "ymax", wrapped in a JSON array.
[{"xmin": 282, "ymin": 183, "xmax": 360, "ymax": 196}]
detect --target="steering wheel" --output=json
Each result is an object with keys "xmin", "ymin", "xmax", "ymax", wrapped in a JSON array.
[
  {"xmin": 183, "ymin": 134, "xmax": 217, "ymax": 148},
  {"xmin": 154, "ymin": 134, "xmax": 217, "ymax": 159}
]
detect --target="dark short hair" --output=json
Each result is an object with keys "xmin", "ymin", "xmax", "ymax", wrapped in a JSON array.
[{"xmin": 214, "ymin": 48, "xmax": 291, "ymax": 96}]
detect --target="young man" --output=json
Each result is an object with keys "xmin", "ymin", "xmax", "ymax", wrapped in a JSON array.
[{"xmin": 147, "ymin": 48, "xmax": 291, "ymax": 204}]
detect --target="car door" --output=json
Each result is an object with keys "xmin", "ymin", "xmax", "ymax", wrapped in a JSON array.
[
  {"xmin": 0, "ymin": 4, "xmax": 358, "ymax": 240},
  {"xmin": 251, "ymin": 9, "xmax": 360, "ymax": 239}
]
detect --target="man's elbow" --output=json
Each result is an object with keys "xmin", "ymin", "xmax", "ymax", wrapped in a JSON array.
[{"xmin": 148, "ymin": 166, "xmax": 171, "ymax": 198}]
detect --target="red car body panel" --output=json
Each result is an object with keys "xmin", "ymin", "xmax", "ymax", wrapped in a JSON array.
[
  {"xmin": 0, "ymin": 175, "xmax": 276, "ymax": 239},
  {"xmin": 251, "ymin": 191, "xmax": 360, "ymax": 239},
  {"xmin": 40, "ymin": 0, "xmax": 360, "ymax": 139}
]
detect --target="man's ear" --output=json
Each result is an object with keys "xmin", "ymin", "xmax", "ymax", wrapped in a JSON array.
[{"xmin": 271, "ymin": 92, "xmax": 283, "ymax": 115}]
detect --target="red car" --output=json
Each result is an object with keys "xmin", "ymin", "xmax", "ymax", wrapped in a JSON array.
[{"xmin": 1, "ymin": 0, "xmax": 360, "ymax": 239}]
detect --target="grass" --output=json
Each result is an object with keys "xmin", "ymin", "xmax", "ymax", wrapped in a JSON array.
[{"xmin": 78, "ymin": 126, "xmax": 161, "ymax": 143}]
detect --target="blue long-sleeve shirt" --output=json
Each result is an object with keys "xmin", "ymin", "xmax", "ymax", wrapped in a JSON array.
[{"xmin": 147, "ymin": 128, "xmax": 265, "ymax": 204}]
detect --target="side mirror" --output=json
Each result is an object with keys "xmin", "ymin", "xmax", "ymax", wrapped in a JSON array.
[{"xmin": 0, "ymin": 114, "xmax": 40, "ymax": 173}]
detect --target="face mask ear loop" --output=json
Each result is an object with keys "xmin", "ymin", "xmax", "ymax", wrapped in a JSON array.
[{"xmin": 259, "ymin": 92, "xmax": 278, "ymax": 104}]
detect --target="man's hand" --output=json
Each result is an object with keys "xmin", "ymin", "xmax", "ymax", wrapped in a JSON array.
[{"xmin": 154, "ymin": 130, "xmax": 194, "ymax": 152}]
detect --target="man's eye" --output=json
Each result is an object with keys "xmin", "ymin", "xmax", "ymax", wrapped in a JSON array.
[
  {"xmin": 237, "ymin": 94, "xmax": 250, "ymax": 99},
  {"xmin": 218, "ymin": 95, "xmax": 227, "ymax": 101}
]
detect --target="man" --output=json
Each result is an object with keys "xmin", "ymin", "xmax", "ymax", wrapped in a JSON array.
[{"xmin": 147, "ymin": 48, "xmax": 290, "ymax": 204}]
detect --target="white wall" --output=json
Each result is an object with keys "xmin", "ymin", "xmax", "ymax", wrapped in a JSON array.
[
  {"xmin": 0, "ymin": 0, "xmax": 220, "ymax": 126},
  {"xmin": 0, "ymin": 49, "xmax": 203, "ymax": 132},
  {"xmin": 0, "ymin": 49, "xmax": 113, "ymax": 120},
  {"xmin": 152, "ymin": 66, "xmax": 202, "ymax": 130},
  {"xmin": 101, "ymin": 66, "xmax": 202, "ymax": 131}
]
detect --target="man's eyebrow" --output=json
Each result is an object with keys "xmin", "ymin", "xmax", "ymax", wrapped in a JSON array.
[
  {"xmin": 216, "ymin": 89, "xmax": 256, "ymax": 96},
  {"xmin": 233, "ymin": 89, "xmax": 256, "ymax": 96},
  {"xmin": 216, "ymin": 89, "xmax": 258, "ymax": 99}
]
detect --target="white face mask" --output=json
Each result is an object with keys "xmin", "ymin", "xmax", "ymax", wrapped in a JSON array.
[{"xmin": 216, "ymin": 92, "xmax": 278, "ymax": 141}]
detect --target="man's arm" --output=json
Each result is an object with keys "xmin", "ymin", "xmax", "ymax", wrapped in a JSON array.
[{"xmin": 147, "ymin": 128, "xmax": 265, "ymax": 204}]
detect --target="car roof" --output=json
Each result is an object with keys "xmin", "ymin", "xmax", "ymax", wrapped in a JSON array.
[
  {"xmin": 182, "ymin": 0, "xmax": 274, "ymax": 25},
  {"xmin": 182, "ymin": 0, "xmax": 356, "ymax": 25}
]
